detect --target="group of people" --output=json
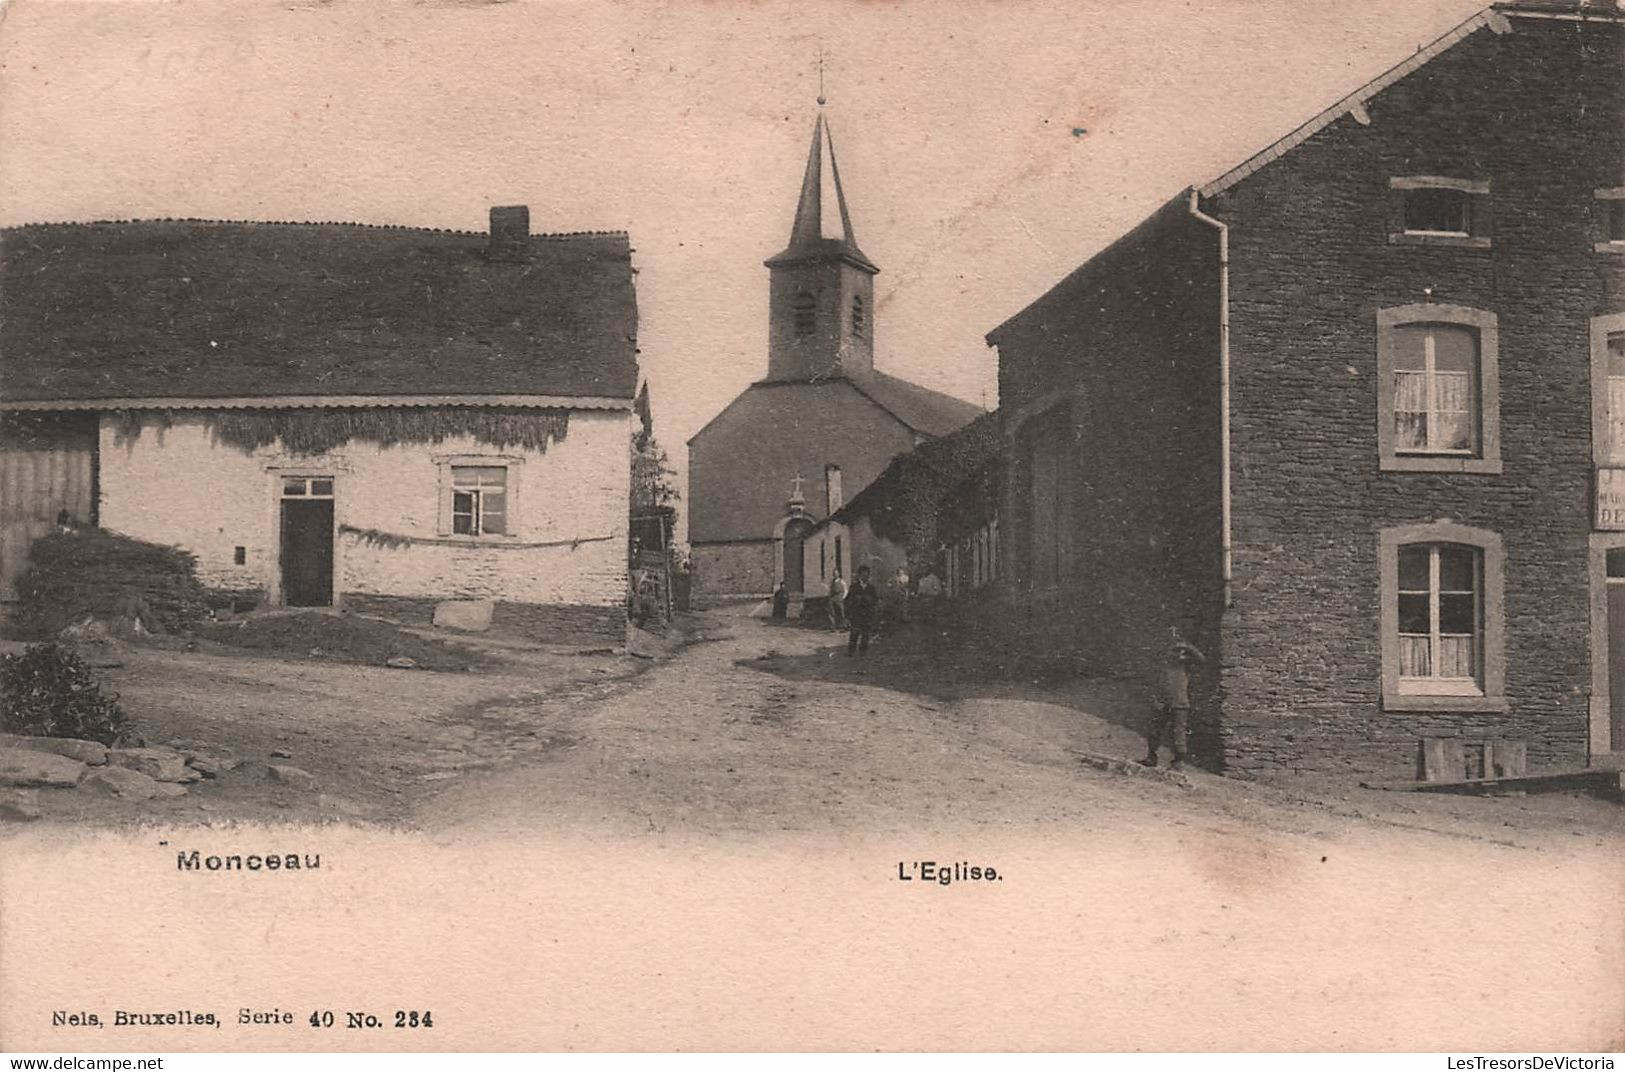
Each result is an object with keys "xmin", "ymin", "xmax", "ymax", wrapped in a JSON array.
[{"xmin": 825, "ymin": 566, "xmax": 880, "ymax": 656}]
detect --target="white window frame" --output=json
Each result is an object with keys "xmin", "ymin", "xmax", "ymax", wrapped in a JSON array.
[
  {"xmin": 1395, "ymin": 544, "xmax": 1482, "ymax": 695},
  {"xmin": 433, "ymin": 455, "xmax": 523, "ymax": 539},
  {"xmin": 1376, "ymin": 305, "xmax": 1501, "ymax": 474},
  {"xmin": 1379, "ymin": 521, "xmax": 1507, "ymax": 713}
]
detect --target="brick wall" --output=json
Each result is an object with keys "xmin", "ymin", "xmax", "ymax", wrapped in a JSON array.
[
  {"xmin": 98, "ymin": 408, "xmax": 631, "ymax": 610},
  {"xmin": 1211, "ymin": 13, "xmax": 1625, "ymax": 777},
  {"xmin": 989, "ymin": 198, "xmax": 1226, "ymax": 757}
]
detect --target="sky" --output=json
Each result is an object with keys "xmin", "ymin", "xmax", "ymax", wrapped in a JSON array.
[{"xmin": 0, "ymin": 0, "xmax": 1487, "ymax": 521}]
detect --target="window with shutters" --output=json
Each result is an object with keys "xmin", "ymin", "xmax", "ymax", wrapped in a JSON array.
[
  {"xmin": 1389, "ymin": 177, "xmax": 1491, "ymax": 249},
  {"xmin": 1377, "ymin": 305, "xmax": 1501, "ymax": 473},
  {"xmin": 1380, "ymin": 522, "xmax": 1506, "ymax": 712},
  {"xmin": 793, "ymin": 291, "xmax": 816, "ymax": 336}
]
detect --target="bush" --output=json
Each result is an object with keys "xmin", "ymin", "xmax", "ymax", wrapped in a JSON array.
[
  {"xmin": 0, "ymin": 643, "xmax": 129, "ymax": 744},
  {"xmin": 14, "ymin": 529, "xmax": 209, "ymax": 637}
]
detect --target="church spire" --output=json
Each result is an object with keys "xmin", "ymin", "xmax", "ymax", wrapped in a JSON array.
[{"xmin": 769, "ymin": 109, "xmax": 876, "ymax": 273}]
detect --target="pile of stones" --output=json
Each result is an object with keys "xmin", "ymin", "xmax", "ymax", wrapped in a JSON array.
[{"xmin": 0, "ymin": 734, "xmax": 254, "ymax": 820}]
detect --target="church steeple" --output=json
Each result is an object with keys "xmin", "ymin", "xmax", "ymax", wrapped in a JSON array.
[
  {"xmin": 764, "ymin": 107, "xmax": 879, "ymax": 383},
  {"xmin": 772, "ymin": 112, "xmax": 875, "ymax": 272}
]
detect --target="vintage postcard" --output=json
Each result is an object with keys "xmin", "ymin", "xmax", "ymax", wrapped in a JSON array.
[{"xmin": 0, "ymin": 0, "xmax": 1621, "ymax": 1054}]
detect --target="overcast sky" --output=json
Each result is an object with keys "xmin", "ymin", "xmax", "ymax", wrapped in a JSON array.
[{"xmin": 0, "ymin": 0, "xmax": 1485, "ymax": 507}]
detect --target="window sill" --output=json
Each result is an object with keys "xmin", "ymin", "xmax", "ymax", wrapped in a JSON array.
[
  {"xmin": 1388, "ymin": 233, "xmax": 1491, "ymax": 250},
  {"xmin": 1382, "ymin": 691, "xmax": 1509, "ymax": 714},
  {"xmin": 1596, "ymin": 242, "xmax": 1625, "ymax": 255},
  {"xmin": 1381, "ymin": 454, "xmax": 1502, "ymax": 474}
]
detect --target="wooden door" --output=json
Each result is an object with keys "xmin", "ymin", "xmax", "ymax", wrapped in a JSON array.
[{"xmin": 280, "ymin": 498, "xmax": 334, "ymax": 607}]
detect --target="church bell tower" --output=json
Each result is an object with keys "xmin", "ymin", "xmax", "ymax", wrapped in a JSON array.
[{"xmin": 763, "ymin": 110, "xmax": 879, "ymax": 383}]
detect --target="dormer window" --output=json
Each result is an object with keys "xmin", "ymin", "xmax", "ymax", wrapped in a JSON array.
[
  {"xmin": 793, "ymin": 291, "xmax": 816, "ymax": 336},
  {"xmin": 851, "ymin": 294, "xmax": 865, "ymax": 338},
  {"xmin": 1389, "ymin": 177, "xmax": 1491, "ymax": 248}
]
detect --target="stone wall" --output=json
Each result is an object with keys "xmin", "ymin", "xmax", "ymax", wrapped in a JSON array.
[
  {"xmin": 989, "ymin": 198, "xmax": 1226, "ymax": 760},
  {"xmin": 1211, "ymin": 12, "xmax": 1625, "ymax": 777}
]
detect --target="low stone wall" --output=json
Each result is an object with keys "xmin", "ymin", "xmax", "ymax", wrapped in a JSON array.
[{"xmin": 341, "ymin": 592, "xmax": 623, "ymax": 646}]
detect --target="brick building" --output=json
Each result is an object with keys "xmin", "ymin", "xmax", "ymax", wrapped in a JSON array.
[
  {"xmin": 687, "ymin": 109, "xmax": 982, "ymax": 604},
  {"xmin": 0, "ymin": 208, "xmax": 639, "ymax": 640},
  {"xmin": 986, "ymin": 0, "xmax": 1625, "ymax": 778}
]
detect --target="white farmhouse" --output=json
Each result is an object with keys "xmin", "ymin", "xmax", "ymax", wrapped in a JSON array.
[{"xmin": 0, "ymin": 206, "xmax": 638, "ymax": 641}]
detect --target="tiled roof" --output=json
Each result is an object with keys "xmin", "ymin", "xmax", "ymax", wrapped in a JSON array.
[{"xmin": 0, "ymin": 218, "xmax": 638, "ymax": 405}]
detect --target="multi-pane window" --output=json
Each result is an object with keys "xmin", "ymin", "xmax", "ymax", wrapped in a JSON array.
[
  {"xmin": 451, "ymin": 466, "xmax": 507, "ymax": 536},
  {"xmin": 793, "ymin": 292, "xmax": 816, "ymax": 336},
  {"xmin": 281, "ymin": 476, "xmax": 334, "ymax": 498},
  {"xmin": 1393, "ymin": 323, "xmax": 1479, "ymax": 455},
  {"xmin": 1397, "ymin": 543, "xmax": 1481, "ymax": 688}
]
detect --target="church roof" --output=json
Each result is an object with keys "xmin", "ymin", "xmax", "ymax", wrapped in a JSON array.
[
  {"xmin": 0, "ymin": 216, "xmax": 638, "ymax": 407},
  {"xmin": 764, "ymin": 112, "xmax": 878, "ymax": 274},
  {"xmin": 843, "ymin": 370, "xmax": 984, "ymax": 438}
]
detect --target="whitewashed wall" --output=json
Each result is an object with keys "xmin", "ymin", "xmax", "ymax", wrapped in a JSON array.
[{"xmin": 98, "ymin": 410, "xmax": 630, "ymax": 608}]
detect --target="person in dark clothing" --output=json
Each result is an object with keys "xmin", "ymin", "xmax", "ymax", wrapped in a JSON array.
[
  {"xmin": 1148, "ymin": 627, "xmax": 1206, "ymax": 769},
  {"xmin": 844, "ymin": 565, "xmax": 880, "ymax": 656},
  {"xmin": 771, "ymin": 582, "xmax": 789, "ymax": 620}
]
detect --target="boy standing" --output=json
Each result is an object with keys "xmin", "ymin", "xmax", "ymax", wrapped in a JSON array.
[{"xmin": 1148, "ymin": 628, "xmax": 1206, "ymax": 770}]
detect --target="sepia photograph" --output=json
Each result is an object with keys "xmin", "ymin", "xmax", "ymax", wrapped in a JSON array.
[{"xmin": 0, "ymin": 0, "xmax": 1621, "ymax": 1055}]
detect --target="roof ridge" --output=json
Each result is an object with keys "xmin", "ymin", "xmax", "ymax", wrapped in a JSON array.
[{"xmin": 0, "ymin": 217, "xmax": 630, "ymax": 240}]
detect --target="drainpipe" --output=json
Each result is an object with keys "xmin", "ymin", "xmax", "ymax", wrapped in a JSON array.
[{"xmin": 1187, "ymin": 188, "xmax": 1233, "ymax": 609}]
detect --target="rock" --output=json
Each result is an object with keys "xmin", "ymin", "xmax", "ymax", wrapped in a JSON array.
[
  {"xmin": 432, "ymin": 599, "xmax": 494, "ymax": 632},
  {"xmin": 270, "ymin": 748, "xmax": 293, "ymax": 759},
  {"xmin": 267, "ymin": 764, "xmax": 318, "ymax": 790},
  {"xmin": 0, "ymin": 748, "xmax": 85, "ymax": 788},
  {"xmin": 384, "ymin": 655, "xmax": 418, "ymax": 670},
  {"xmin": 153, "ymin": 782, "xmax": 188, "ymax": 799},
  {"xmin": 178, "ymin": 767, "xmax": 204, "ymax": 783},
  {"xmin": 0, "ymin": 733, "xmax": 108, "ymax": 765},
  {"xmin": 79, "ymin": 766, "xmax": 162, "ymax": 799},
  {"xmin": 107, "ymin": 747, "xmax": 188, "ymax": 782},
  {"xmin": 187, "ymin": 751, "xmax": 241, "ymax": 777},
  {"xmin": 0, "ymin": 789, "xmax": 42, "ymax": 821}
]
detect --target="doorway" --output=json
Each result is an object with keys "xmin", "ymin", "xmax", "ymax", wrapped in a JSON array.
[
  {"xmin": 1610, "ymin": 549, "xmax": 1625, "ymax": 753},
  {"xmin": 279, "ymin": 475, "xmax": 334, "ymax": 607}
]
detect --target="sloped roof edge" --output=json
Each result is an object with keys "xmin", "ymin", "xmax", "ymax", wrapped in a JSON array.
[{"xmin": 1198, "ymin": 8, "xmax": 1504, "ymax": 199}]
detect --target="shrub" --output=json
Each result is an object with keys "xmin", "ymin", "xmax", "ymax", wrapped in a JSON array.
[
  {"xmin": 14, "ymin": 529, "xmax": 209, "ymax": 637},
  {"xmin": 0, "ymin": 643, "xmax": 129, "ymax": 744}
]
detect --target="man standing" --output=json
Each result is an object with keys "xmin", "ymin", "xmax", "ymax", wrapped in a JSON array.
[
  {"xmin": 828, "ymin": 570, "xmax": 849, "ymax": 632},
  {"xmin": 844, "ymin": 565, "xmax": 880, "ymax": 656},
  {"xmin": 1148, "ymin": 627, "xmax": 1206, "ymax": 770}
]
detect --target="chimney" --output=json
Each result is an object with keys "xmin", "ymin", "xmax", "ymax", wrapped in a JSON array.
[
  {"xmin": 825, "ymin": 463, "xmax": 843, "ymax": 516},
  {"xmin": 488, "ymin": 205, "xmax": 530, "ymax": 262}
]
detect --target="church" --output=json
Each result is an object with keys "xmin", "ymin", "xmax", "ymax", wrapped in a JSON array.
[{"xmin": 687, "ymin": 108, "xmax": 984, "ymax": 604}]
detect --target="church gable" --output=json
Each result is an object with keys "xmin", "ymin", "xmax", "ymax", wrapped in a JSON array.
[{"xmin": 687, "ymin": 380, "xmax": 917, "ymax": 544}]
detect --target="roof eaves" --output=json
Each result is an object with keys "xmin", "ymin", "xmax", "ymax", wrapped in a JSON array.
[{"xmin": 1197, "ymin": 8, "xmax": 1503, "ymax": 200}]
